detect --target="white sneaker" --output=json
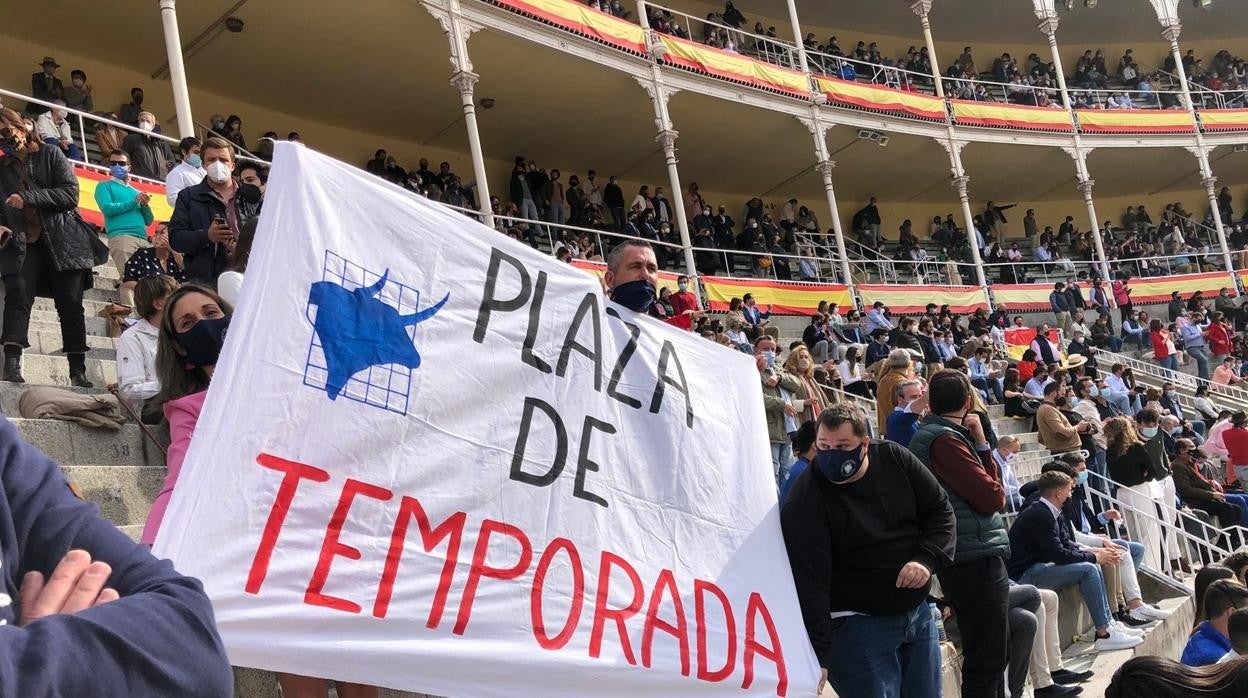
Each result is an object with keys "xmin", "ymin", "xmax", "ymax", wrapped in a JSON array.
[
  {"xmin": 1125, "ymin": 607, "xmax": 1162, "ymax": 625},
  {"xmin": 1111, "ymin": 620, "xmax": 1147, "ymax": 637},
  {"xmin": 1096, "ymin": 628, "xmax": 1145, "ymax": 651},
  {"xmin": 1130, "ymin": 604, "xmax": 1172, "ymax": 621}
]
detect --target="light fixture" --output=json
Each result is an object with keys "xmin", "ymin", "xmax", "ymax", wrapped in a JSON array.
[
  {"xmin": 1084, "ymin": 0, "xmax": 1097, "ymax": 7},
  {"xmin": 1194, "ymin": 0, "xmax": 1212, "ymax": 7}
]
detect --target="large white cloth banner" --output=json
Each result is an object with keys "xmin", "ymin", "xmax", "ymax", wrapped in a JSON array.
[{"xmin": 154, "ymin": 143, "xmax": 820, "ymax": 697}]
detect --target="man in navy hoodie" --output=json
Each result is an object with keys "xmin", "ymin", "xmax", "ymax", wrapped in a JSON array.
[{"xmin": 0, "ymin": 416, "xmax": 232, "ymax": 695}]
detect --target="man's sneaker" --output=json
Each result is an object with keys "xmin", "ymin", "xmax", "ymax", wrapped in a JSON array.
[
  {"xmin": 1051, "ymin": 668, "xmax": 1094, "ymax": 684},
  {"xmin": 1095, "ymin": 628, "xmax": 1144, "ymax": 651},
  {"xmin": 1130, "ymin": 604, "xmax": 1172, "ymax": 621},
  {"xmin": 1121, "ymin": 608, "xmax": 1158, "ymax": 627},
  {"xmin": 1110, "ymin": 620, "xmax": 1147, "ymax": 637},
  {"xmin": 1035, "ymin": 684, "xmax": 1083, "ymax": 697}
]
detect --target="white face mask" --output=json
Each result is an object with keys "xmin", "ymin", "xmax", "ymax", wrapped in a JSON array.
[
  {"xmin": 138, "ymin": 121, "xmax": 154, "ymax": 132},
  {"xmin": 205, "ymin": 160, "xmax": 232, "ymax": 184}
]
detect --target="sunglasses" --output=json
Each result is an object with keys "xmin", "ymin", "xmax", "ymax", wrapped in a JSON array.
[{"xmin": 108, "ymin": 161, "xmax": 128, "ymax": 166}]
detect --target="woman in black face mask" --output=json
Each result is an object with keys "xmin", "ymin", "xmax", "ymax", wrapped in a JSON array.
[{"xmin": 141, "ymin": 283, "xmax": 231, "ymax": 547}]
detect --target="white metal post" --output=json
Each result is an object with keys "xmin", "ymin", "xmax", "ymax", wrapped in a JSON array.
[
  {"xmin": 158, "ymin": 0, "xmax": 196, "ymax": 139},
  {"xmin": 803, "ymin": 114, "xmax": 855, "ymax": 292},
  {"xmin": 442, "ymin": 0, "xmax": 495, "ymax": 228},
  {"xmin": 638, "ymin": 69, "xmax": 699, "ymax": 288}
]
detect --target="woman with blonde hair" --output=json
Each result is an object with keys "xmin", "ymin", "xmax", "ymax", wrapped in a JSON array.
[
  {"xmin": 1104, "ymin": 416, "xmax": 1163, "ymax": 572},
  {"xmin": 783, "ymin": 345, "xmax": 825, "ymax": 422},
  {"xmin": 876, "ymin": 348, "xmax": 915, "ymax": 438}
]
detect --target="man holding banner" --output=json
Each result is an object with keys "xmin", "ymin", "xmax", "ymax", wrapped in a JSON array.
[{"xmin": 154, "ymin": 143, "xmax": 822, "ymax": 696}]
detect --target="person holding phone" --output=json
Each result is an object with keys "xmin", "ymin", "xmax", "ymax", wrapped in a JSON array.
[{"xmin": 168, "ymin": 137, "xmax": 260, "ymax": 284}]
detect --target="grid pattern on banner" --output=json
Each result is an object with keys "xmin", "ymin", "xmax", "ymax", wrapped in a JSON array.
[{"xmin": 303, "ymin": 251, "xmax": 421, "ymax": 415}]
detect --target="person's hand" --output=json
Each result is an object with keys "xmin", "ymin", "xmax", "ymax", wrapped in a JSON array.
[
  {"xmin": 895, "ymin": 561, "xmax": 931, "ymax": 589},
  {"xmin": 135, "ymin": 192, "xmax": 150, "ymax": 206},
  {"xmin": 1214, "ymin": 491, "xmax": 1227, "ymax": 502},
  {"xmin": 783, "ymin": 402, "xmax": 797, "ymax": 417},
  {"xmin": 763, "ymin": 375, "xmax": 779, "ymax": 388},
  {"xmin": 1076, "ymin": 421, "xmax": 1090, "ymax": 432},
  {"xmin": 4, "ymin": 193, "xmax": 24, "ymax": 209},
  {"xmin": 206, "ymin": 220, "xmax": 234, "ymax": 244},
  {"xmin": 818, "ymin": 668, "xmax": 828, "ymax": 695},
  {"xmin": 19, "ymin": 550, "xmax": 119, "ymax": 626},
  {"xmin": 1102, "ymin": 508, "xmax": 1122, "ymax": 521},
  {"xmin": 961, "ymin": 413, "xmax": 987, "ymax": 445}
]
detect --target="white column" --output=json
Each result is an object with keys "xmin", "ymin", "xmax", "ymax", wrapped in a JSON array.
[
  {"xmin": 1065, "ymin": 150, "xmax": 1112, "ymax": 282},
  {"xmin": 1154, "ymin": 13, "xmax": 1236, "ymax": 283},
  {"xmin": 910, "ymin": 0, "xmax": 944, "ymax": 98},
  {"xmin": 939, "ymin": 140, "xmax": 988, "ymax": 290},
  {"xmin": 439, "ymin": 3, "xmax": 494, "ymax": 228},
  {"xmin": 637, "ymin": 70, "xmax": 699, "ymax": 288},
  {"xmin": 158, "ymin": 0, "xmax": 195, "ymax": 139},
  {"xmin": 1036, "ymin": 8, "xmax": 1110, "ymax": 282},
  {"xmin": 783, "ymin": 0, "xmax": 810, "ymax": 75},
  {"xmin": 801, "ymin": 115, "xmax": 855, "ymax": 290}
]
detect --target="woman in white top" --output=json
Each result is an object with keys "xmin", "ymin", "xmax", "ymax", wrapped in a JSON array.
[
  {"xmin": 217, "ymin": 217, "xmax": 257, "ymax": 308},
  {"xmin": 839, "ymin": 345, "xmax": 877, "ymax": 399},
  {"xmin": 116, "ymin": 275, "xmax": 179, "ymax": 423}
]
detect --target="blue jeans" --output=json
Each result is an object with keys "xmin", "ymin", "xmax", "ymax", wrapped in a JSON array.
[
  {"xmin": 1102, "ymin": 336, "xmax": 1124, "ymax": 352},
  {"xmin": 1020, "ymin": 561, "xmax": 1112, "ymax": 630},
  {"xmin": 1106, "ymin": 389, "xmax": 1140, "ymax": 417},
  {"xmin": 770, "ymin": 441, "xmax": 792, "ymax": 489},
  {"xmin": 824, "ymin": 601, "xmax": 941, "ymax": 698},
  {"xmin": 43, "ymin": 137, "xmax": 82, "ymax": 162},
  {"xmin": 1158, "ymin": 355, "xmax": 1178, "ymax": 374},
  {"xmin": 1123, "ymin": 332, "xmax": 1148, "ymax": 352},
  {"xmin": 1187, "ymin": 345, "xmax": 1211, "ymax": 381},
  {"xmin": 972, "ymin": 376, "xmax": 1003, "ymax": 403},
  {"xmin": 1224, "ymin": 494, "xmax": 1248, "ymax": 527}
]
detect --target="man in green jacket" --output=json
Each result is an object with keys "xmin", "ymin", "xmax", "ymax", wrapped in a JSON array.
[
  {"xmin": 910, "ymin": 370, "xmax": 1011, "ymax": 698},
  {"xmin": 94, "ymin": 149, "xmax": 152, "ymax": 307},
  {"xmin": 755, "ymin": 335, "xmax": 801, "ymax": 489}
]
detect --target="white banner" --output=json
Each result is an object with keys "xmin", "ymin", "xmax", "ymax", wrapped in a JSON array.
[{"xmin": 154, "ymin": 143, "xmax": 819, "ymax": 697}]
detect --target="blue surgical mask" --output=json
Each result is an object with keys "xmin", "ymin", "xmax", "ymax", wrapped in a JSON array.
[
  {"xmin": 1077, "ymin": 470, "xmax": 1089, "ymax": 486},
  {"xmin": 814, "ymin": 443, "xmax": 866, "ymax": 483},
  {"xmin": 1140, "ymin": 426, "xmax": 1159, "ymax": 438},
  {"xmin": 109, "ymin": 164, "xmax": 129, "ymax": 181},
  {"xmin": 1165, "ymin": 390, "xmax": 1177, "ymax": 399},
  {"xmin": 1089, "ymin": 386, "xmax": 1100, "ymax": 398},
  {"xmin": 1068, "ymin": 397, "xmax": 1080, "ymax": 408},
  {"xmin": 762, "ymin": 350, "xmax": 776, "ymax": 368},
  {"xmin": 187, "ymin": 153, "xmax": 203, "ymax": 168}
]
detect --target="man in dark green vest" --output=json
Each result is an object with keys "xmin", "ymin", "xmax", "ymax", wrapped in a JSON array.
[{"xmin": 910, "ymin": 370, "xmax": 1011, "ymax": 698}]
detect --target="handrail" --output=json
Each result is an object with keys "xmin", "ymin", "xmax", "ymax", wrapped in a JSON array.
[
  {"xmin": 805, "ymin": 48, "xmax": 936, "ymax": 93},
  {"xmin": 0, "ymin": 84, "xmax": 266, "ymax": 168},
  {"xmin": 192, "ymin": 118, "xmax": 267, "ymax": 164},
  {"xmin": 640, "ymin": 1, "xmax": 802, "ymax": 71},
  {"xmin": 1090, "ymin": 343, "xmax": 1248, "ymax": 412}
]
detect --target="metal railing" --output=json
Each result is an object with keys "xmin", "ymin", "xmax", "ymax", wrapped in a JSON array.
[
  {"xmin": 0, "ymin": 84, "xmax": 266, "ymax": 169},
  {"xmin": 806, "ymin": 48, "xmax": 937, "ymax": 94},
  {"xmin": 639, "ymin": 1, "xmax": 802, "ymax": 71}
]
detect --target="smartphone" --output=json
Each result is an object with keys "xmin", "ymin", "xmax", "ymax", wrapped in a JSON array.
[{"xmin": 212, "ymin": 214, "xmax": 226, "ymax": 226}]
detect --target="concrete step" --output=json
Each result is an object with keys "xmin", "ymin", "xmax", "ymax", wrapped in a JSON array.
[
  {"xmin": 27, "ymin": 330, "xmax": 116, "ymax": 357},
  {"xmin": 62, "ymin": 464, "xmax": 162, "ymax": 527},
  {"xmin": 29, "ymin": 311, "xmax": 111, "ymax": 337},
  {"xmin": 11, "ymin": 417, "xmax": 160, "ymax": 467},
  {"xmin": 31, "ymin": 297, "xmax": 116, "ymax": 318},
  {"xmin": 9, "ymin": 354, "xmax": 117, "ymax": 388},
  {"xmin": 0, "ymin": 382, "xmax": 108, "ymax": 415}
]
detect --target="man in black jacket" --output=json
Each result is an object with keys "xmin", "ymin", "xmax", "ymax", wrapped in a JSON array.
[
  {"xmin": 29, "ymin": 57, "xmax": 63, "ymax": 115},
  {"xmin": 1008, "ymin": 470, "xmax": 1143, "ymax": 652},
  {"xmin": 169, "ymin": 137, "xmax": 261, "ymax": 284},
  {"xmin": 782, "ymin": 404, "xmax": 955, "ymax": 698},
  {"xmin": 0, "ymin": 108, "xmax": 95, "ymax": 387}
]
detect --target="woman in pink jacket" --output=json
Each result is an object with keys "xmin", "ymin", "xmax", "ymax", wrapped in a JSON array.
[{"xmin": 141, "ymin": 284, "xmax": 228, "ymax": 545}]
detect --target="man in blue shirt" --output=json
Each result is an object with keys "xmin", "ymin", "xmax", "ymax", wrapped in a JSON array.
[
  {"xmin": 1183, "ymin": 580, "xmax": 1248, "ymax": 666},
  {"xmin": 0, "ymin": 416, "xmax": 231, "ymax": 694},
  {"xmin": 779, "ymin": 420, "xmax": 817, "ymax": 503}
]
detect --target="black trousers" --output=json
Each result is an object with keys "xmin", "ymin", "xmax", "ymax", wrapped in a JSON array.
[
  {"xmin": 940, "ymin": 556, "xmax": 1011, "ymax": 698},
  {"xmin": 1007, "ymin": 584, "xmax": 1040, "ymax": 698},
  {"xmin": 17, "ymin": 239, "xmax": 88, "ymax": 358},
  {"xmin": 1, "ymin": 271, "xmax": 27, "ymax": 349}
]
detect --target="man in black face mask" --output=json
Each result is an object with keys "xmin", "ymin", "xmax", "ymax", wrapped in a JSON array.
[
  {"xmin": 909, "ymin": 369, "xmax": 1011, "ymax": 698},
  {"xmin": 603, "ymin": 240, "xmax": 695, "ymax": 330},
  {"xmin": 781, "ymin": 403, "xmax": 955, "ymax": 697}
]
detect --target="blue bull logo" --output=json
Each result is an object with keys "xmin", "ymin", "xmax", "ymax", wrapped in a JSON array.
[{"xmin": 307, "ymin": 270, "xmax": 449, "ymax": 400}]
